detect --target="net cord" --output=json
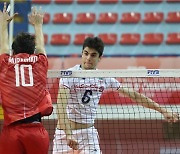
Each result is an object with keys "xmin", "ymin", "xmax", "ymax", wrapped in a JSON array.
[{"xmin": 47, "ymin": 69, "xmax": 180, "ymax": 78}]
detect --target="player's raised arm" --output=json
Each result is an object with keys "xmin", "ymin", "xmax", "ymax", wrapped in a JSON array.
[
  {"xmin": 118, "ymin": 87, "xmax": 179, "ymax": 123},
  {"xmin": 56, "ymin": 86, "xmax": 79, "ymax": 150},
  {"xmin": 28, "ymin": 6, "xmax": 46, "ymax": 55},
  {"xmin": 0, "ymin": 2, "xmax": 17, "ymax": 54}
]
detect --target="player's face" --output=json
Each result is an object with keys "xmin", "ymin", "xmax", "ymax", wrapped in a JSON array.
[{"xmin": 81, "ymin": 47, "xmax": 101, "ymax": 70}]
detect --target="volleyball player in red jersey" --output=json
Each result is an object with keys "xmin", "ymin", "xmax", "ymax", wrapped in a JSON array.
[{"xmin": 0, "ymin": 3, "xmax": 53, "ymax": 154}]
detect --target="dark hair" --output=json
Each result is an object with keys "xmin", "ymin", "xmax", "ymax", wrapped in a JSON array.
[
  {"xmin": 12, "ymin": 32, "xmax": 35, "ymax": 55},
  {"xmin": 82, "ymin": 37, "xmax": 104, "ymax": 57}
]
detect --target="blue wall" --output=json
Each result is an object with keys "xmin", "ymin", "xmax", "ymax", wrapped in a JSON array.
[{"xmin": 29, "ymin": 1, "xmax": 180, "ymax": 57}]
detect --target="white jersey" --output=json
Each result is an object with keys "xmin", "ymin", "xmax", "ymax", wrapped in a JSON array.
[{"xmin": 60, "ymin": 65, "xmax": 121, "ymax": 124}]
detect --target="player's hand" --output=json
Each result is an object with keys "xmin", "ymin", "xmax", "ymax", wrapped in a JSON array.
[
  {"xmin": 162, "ymin": 111, "xmax": 179, "ymax": 123},
  {"xmin": 66, "ymin": 134, "xmax": 79, "ymax": 150},
  {"xmin": 0, "ymin": 2, "xmax": 18, "ymax": 26},
  {"xmin": 28, "ymin": 6, "xmax": 44, "ymax": 26}
]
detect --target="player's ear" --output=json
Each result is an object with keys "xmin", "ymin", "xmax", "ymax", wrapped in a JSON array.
[
  {"xmin": 12, "ymin": 50, "xmax": 15, "ymax": 55},
  {"xmin": 98, "ymin": 55, "xmax": 103, "ymax": 61}
]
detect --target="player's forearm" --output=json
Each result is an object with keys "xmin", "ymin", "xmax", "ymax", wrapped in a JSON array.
[
  {"xmin": 57, "ymin": 88, "xmax": 73, "ymax": 135},
  {"xmin": 0, "ymin": 24, "xmax": 9, "ymax": 54},
  {"xmin": 119, "ymin": 88, "xmax": 168, "ymax": 114},
  {"xmin": 34, "ymin": 24, "xmax": 45, "ymax": 55},
  {"xmin": 57, "ymin": 102, "xmax": 73, "ymax": 135},
  {"xmin": 133, "ymin": 93, "xmax": 168, "ymax": 113}
]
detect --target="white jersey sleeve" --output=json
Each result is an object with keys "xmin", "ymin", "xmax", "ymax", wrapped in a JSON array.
[{"xmin": 104, "ymin": 77, "xmax": 121, "ymax": 90}]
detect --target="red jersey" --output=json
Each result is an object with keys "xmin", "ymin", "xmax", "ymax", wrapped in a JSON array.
[{"xmin": 0, "ymin": 53, "xmax": 52, "ymax": 126}]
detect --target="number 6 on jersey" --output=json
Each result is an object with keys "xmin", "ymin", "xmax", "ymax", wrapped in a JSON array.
[{"xmin": 14, "ymin": 64, "xmax": 34, "ymax": 87}]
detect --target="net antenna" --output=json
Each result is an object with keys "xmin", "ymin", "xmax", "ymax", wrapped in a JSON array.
[{"xmin": 7, "ymin": 0, "xmax": 14, "ymax": 56}]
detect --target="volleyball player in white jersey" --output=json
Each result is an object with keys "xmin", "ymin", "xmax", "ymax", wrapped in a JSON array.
[{"xmin": 53, "ymin": 37, "xmax": 179, "ymax": 154}]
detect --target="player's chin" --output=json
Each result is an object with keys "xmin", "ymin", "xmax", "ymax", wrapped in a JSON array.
[
  {"xmin": 85, "ymin": 66, "xmax": 94, "ymax": 70},
  {"xmin": 84, "ymin": 64, "xmax": 94, "ymax": 70}
]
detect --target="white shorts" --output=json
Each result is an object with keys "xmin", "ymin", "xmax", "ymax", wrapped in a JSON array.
[{"xmin": 52, "ymin": 126, "xmax": 101, "ymax": 154}]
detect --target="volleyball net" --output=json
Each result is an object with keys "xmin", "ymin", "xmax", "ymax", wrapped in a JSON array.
[
  {"xmin": 45, "ymin": 69, "xmax": 180, "ymax": 154},
  {"xmin": 0, "ymin": 69, "xmax": 180, "ymax": 153}
]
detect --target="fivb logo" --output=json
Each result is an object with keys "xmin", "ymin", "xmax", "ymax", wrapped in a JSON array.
[
  {"xmin": 61, "ymin": 70, "xmax": 72, "ymax": 76},
  {"xmin": 147, "ymin": 70, "xmax": 160, "ymax": 76}
]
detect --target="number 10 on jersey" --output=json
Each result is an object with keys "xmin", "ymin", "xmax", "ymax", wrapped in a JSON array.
[{"xmin": 14, "ymin": 64, "xmax": 34, "ymax": 87}]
